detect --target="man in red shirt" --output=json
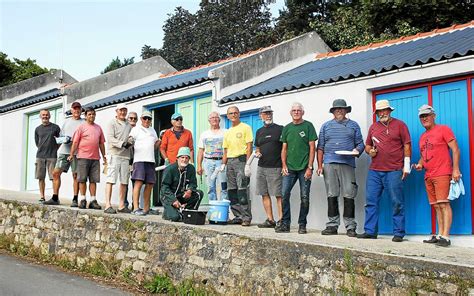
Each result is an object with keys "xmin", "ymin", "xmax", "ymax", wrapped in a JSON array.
[
  {"xmin": 69, "ymin": 107, "xmax": 107, "ymax": 210},
  {"xmin": 160, "ymin": 112, "xmax": 194, "ymax": 164},
  {"xmin": 414, "ymin": 105, "xmax": 460, "ymax": 247},
  {"xmin": 358, "ymin": 100, "xmax": 412, "ymax": 242}
]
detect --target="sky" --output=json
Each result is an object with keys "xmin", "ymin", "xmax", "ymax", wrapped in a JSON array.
[{"xmin": 0, "ymin": 0, "xmax": 286, "ymax": 81}]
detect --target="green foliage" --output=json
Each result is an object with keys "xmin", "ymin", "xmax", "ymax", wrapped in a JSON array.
[
  {"xmin": 140, "ymin": 0, "xmax": 276, "ymax": 70},
  {"xmin": 0, "ymin": 52, "xmax": 48, "ymax": 87},
  {"xmin": 145, "ymin": 274, "xmax": 176, "ymax": 294},
  {"xmin": 101, "ymin": 56, "xmax": 135, "ymax": 74}
]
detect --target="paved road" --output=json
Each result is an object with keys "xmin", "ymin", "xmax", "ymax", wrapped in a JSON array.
[{"xmin": 0, "ymin": 254, "xmax": 130, "ymax": 296}]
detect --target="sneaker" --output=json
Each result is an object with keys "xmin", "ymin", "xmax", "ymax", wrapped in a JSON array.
[
  {"xmin": 43, "ymin": 198, "xmax": 60, "ymax": 206},
  {"xmin": 356, "ymin": 233, "xmax": 377, "ymax": 239},
  {"xmin": 78, "ymin": 199, "xmax": 87, "ymax": 209},
  {"xmin": 423, "ymin": 235, "xmax": 439, "ymax": 244},
  {"xmin": 241, "ymin": 221, "xmax": 251, "ymax": 227},
  {"xmin": 104, "ymin": 207, "xmax": 116, "ymax": 214},
  {"xmin": 436, "ymin": 237, "xmax": 451, "ymax": 247},
  {"xmin": 147, "ymin": 209, "xmax": 160, "ymax": 215},
  {"xmin": 228, "ymin": 218, "xmax": 243, "ymax": 225},
  {"xmin": 392, "ymin": 236, "xmax": 403, "ymax": 242},
  {"xmin": 346, "ymin": 229, "xmax": 357, "ymax": 237},
  {"xmin": 71, "ymin": 199, "xmax": 78, "ymax": 208},
  {"xmin": 321, "ymin": 226, "xmax": 338, "ymax": 235},
  {"xmin": 298, "ymin": 225, "xmax": 307, "ymax": 234},
  {"xmin": 117, "ymin": 207, "xmax": 132, "ymax": 214},
  {"xmin": 275, "ymin": 223, "xmax": 290, "ymax": 233},
  {"xmin": 132, "ymin": 209, "xmax": 146, "ymax": 216},
  {"xmin": 258, "ymin": 219, "xmax": 276, "ymax": 228},
  {"xmin": 39, "ymin": 197, "xmax": 45, "ymax": 203},
  {"xmin": 88, "ymin": 200, "xmax": 101, "ymax": 210}
]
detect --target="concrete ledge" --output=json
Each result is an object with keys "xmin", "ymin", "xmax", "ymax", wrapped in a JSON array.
[{"xmin": 0, "ymin": 191, "xmax": 473, "ymax": 294}]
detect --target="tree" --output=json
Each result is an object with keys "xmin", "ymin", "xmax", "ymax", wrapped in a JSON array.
[
  {"xmin": 101, "ymin": 56, "xmax": 135, "ymax": 74},
  {"xmin": 0, "ymin": 52, "xmax": 48, "ymax": 87},
  {"xmin": 140, "ymin": 1, "xmax": 276, "ymax": 70}
]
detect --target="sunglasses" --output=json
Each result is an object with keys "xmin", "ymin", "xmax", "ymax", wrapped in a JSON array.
[
  {"xmin": 174, "ymin": 117, "xmax": 183, "ymax": 121},
  {"xmin": 227, "ymin": 112, "xmax": 239, "ymax": 115},
  {"xmin": 142, "ymin": 117, "xmax": 152, "ymax": 121},
  {"xmin": 128, "ymin": 117, "xmax": 137, "ymax": 121}
]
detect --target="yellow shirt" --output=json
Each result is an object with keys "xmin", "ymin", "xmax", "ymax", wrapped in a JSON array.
[{"xmin": 223, "ymin": 122, "xmax": 253, "ymax": 158}]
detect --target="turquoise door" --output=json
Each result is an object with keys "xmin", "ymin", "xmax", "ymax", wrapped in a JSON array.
[
  {"xmin": 375, "ymin": 87, "xmax": 430, "ymax": 234},
  {"xmin": 225, "ymin": 110, "xmax": 263, "ymax": 144},
  {"xmin": 432, "ymin": 81, "xmax": 472, "ymax": 234}
]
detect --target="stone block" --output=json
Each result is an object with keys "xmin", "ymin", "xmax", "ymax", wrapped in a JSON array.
[{"xmin": 133, "ymin": 260, "xmax": 145, "ymax": 272}]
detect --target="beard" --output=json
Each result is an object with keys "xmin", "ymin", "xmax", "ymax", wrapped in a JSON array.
[
  {"xmin": 379, "ymin": 115, "xmax": 390, "ymax": 123},
  {"xmin": 264, "ymin": 119, "xmax": 273, "ymax": 125}
]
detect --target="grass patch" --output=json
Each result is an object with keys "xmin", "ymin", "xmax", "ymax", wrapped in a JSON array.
[
  {"xmin": 144, "ymin": 274, "xmax": 216, "ymax": 295},
  {"xmin": 144, "ymin": 274, "xmax": 176, "ymax": 294}
]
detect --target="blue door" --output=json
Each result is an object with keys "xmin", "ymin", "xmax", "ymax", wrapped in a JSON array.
[
  {"xmin": 375, "ymin": 87, "xmax": 430, "ymax": 234},
  {"xmin": 432, "ymin": 81, "xmax": 472, "ymax": 234},
  {"xmin": 225, "ymin": 110, "xmax": 263, "ymax": 147}
]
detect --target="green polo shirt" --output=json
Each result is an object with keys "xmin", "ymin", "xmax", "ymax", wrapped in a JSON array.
[{"xmin": 280, "ymin": 120, "xmax": 318, "ymax": 171}]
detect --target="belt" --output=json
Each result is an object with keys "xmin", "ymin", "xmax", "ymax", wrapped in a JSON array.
[{"xmin": 205, "ymin": 157, "xmax": 222, "ymax": 160}]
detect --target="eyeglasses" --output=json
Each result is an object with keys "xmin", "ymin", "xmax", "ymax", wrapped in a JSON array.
[
  {"xmin": 142, "ymin": 117, "xmax": 152, "ymax": 121},
  {"xmin": 128, "ymin": 117, "xmax": 137, "ymax": 121},
  {"xmin": 173, "ymin": 117, "xmax": 183, "ymax": 121},
  {"xmin": 291, "ymin": 109, "xmax": 303, "ymax": 113}
]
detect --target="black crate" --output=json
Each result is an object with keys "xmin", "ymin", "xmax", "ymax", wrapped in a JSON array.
[{"xmin": 182, "ymin": 210, "xmax": 207, "ymax": 225}]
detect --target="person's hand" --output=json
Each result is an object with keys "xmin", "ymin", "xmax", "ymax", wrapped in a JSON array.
[
  {"xmin": 172, "ymin": 200, "xmax": 181, "ymax": 208},
  {"xmin": 164, "ymin": 158, "xmax": 170, "ymax": 166},
  {"xmin": 304, "ymin": 168, "xmax": 313, "ymax": 180},
  {"xmin": 123, "ymin": 142, "xmax": 131, "ymax": 149},
  {"xmin": 351, "ymin": 149, "xmax": 360, "ymax": 157},
  {"xmin": 102, "ymin": 156, "xmax": 107, "ymax": 165},
  {"xmin": 255, "ymin": 152, "xmax": 262, "ymax": 158},
  {"xmin": 67, "ymin": 155, "xmax": 74, "ymax": 162},
  {"xmin": 183, "ymin": 190, "xmax": 192, "ymax": 199},
  {"xmin": 316, "ymin": 167, "xmax": 323, "ymax": 176},
  {"xmin": 282, "ymin": 165, "xmax": 289, "ymax": 176},
  {"xmin": 413, "ymin": 163, "xmax": 423, "ymax": 171},
  {"xmin": 244, "ymin": 164, "xmax": 251, "ymax": 177},
  {"xmin": 452, "ymin": 169, "xmax": 461, "ymax": 182},
  {"xmin": 197, "ymin": 167, "xmax": 203, "ymax": 175},
  {"xmin": 219, "ymin": 164, "xmax": 226, "ymax": 172},
  {"xmin": 401, "ymin": 171, "xmax": 409, "ymax": 180},
  {"xmin": 368, "ymin": 148, "xmax": 377, "ymax": 158}
]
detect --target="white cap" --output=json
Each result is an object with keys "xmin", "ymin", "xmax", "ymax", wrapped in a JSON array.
[{"xmin": 116, "ymin": 103, "xmax": 127, "ymax": 111}]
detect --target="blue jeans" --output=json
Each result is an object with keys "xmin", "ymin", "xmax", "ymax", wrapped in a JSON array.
[
  {"xmin": 282, "ymin": 169, "xmax": 311, "ymax": 226},
  {"xmin": 203, "ymin": 158, "xmax": 227, "ymax": 201},
  {"xmin": 364, "ymin": 170, "xmax": 405, "ymax": 237}
]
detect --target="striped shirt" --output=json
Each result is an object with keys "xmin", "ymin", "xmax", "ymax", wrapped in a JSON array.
[{"xmin": 317, "ymin": 119, "xmax": 364, "ymax": 168}]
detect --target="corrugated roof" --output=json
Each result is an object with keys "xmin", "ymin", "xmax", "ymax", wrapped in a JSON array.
[
  {"xmin": 221, "ymin": 24, "xmax": 474, "ymax": 104},
  {"xmin": 0, "ymin": 88, "xmax": 61, "ymax": 114}
]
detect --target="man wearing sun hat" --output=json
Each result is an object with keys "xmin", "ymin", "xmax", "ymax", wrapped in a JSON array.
[
  {"xmin": 161, "ymin": 147, "xmax": 204, "ymax": 222},
  {"xmin": 413, "ymin": 104, "xmax": 461, "ymax": 247},
  {"xmin": 103, "ymin": 103, "xmax": 133, "ymax": 214},
  {"xmin": 317, "ymin": 99, "xmax": 364, "ymax": 237},
  {"xmin": 160, "ymin": 112, "xmax": 194, "ymax": 164},
  {"xmin": 358, "ymin": 99, "xmax": 411, "ymax": 242}
]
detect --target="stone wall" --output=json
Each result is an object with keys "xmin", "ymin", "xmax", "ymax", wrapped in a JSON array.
[{"xmin": 1, "ymin": 199, "xmax": 473, "ymax": 295}]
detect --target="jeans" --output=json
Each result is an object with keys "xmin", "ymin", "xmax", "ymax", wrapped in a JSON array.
[
  {"xmin": 203, "ymin": 158, "xmax": 227, "ymax": 201},
  {"xmin": 364, "ymin": 169, "xmax": 405, "ymax": 237},
  {"xmin": 282, "ymin": 169, "xmax": 311, "ymax": 226}
]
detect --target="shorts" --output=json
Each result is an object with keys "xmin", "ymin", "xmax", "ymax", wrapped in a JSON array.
[
  {"xmin": 131, "ymin": 162, "xmax": 156, "ymax": 184},
  {"xmin": 35, "ymin": 158, "xmax": 56, "ymax": 180},
  {"xmin": 106, "ymin": 155, "xmax": 130, "ymax": 185},
  {"xmin": 76, "ymin": 158, "xmax": 100, "ymax": 183},
  {"xmin": 425, "ymin": 175, "xmax": 451, "ymax": 205},
  {"xmin": 55, "ymin": 153, "xmax": 78, "ymax": 173},
  {"xmin": 256, "ymin": 166, "xmax": 283, "ymax": 196}
]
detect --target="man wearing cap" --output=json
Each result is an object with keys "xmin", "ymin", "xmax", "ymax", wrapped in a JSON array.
[
  {"xmin": 222, "ymin": 106, "xmax": 253, "ymax": 226},
  {"xmin": 129, "ymin": 111, "xmax": 160, "ymax": 216},
  {"xmin": 69, "ymin": 107, "xmax": 106, "ymax": 210},
  {"xmin": 160, "ymin": 112, "xmax": 194, "ymax": 164},
  {"xmin": 35, "ymin": 109, "xmax": 60, "ymax": 203},
  {"xmin": 254, "ymin": 106, "xmax": 283, "ymax": 228},
  {"xmin": 103, "ymin": 103, "xmax": 133, "ymax": 214},
  {"xmin": 276, "ymin": 102, "xmax": 317, "ymax": 234},
  {"xmin": 197, "ymin": 111, "xmax": 227, "ymax": 201},
  {"xmin": 123, "ymin": 111, "xmax": 138, "ymax": 209},
  {"xmin": 161, "ymin": 147, "xmax": 204, "ymax": 222},
  {"xmin": 47, "ymin": 101, "xmax": 84, "ymax": 206},
  {"xmin": 317, "ymin": 99, "xmax": 364, "ymax": 237},
  {"xmin": 358, "ymin": 99, "xmax": 411, "ymax": 242},
  {"xmin": 413, "ymin": 105, "xmax": 460, "ymax": 247}
]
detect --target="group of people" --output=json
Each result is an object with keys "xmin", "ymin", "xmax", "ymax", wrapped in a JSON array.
[{"xmin": 34, "ymin": 98, "xmax": 460, "ymax": 247}]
